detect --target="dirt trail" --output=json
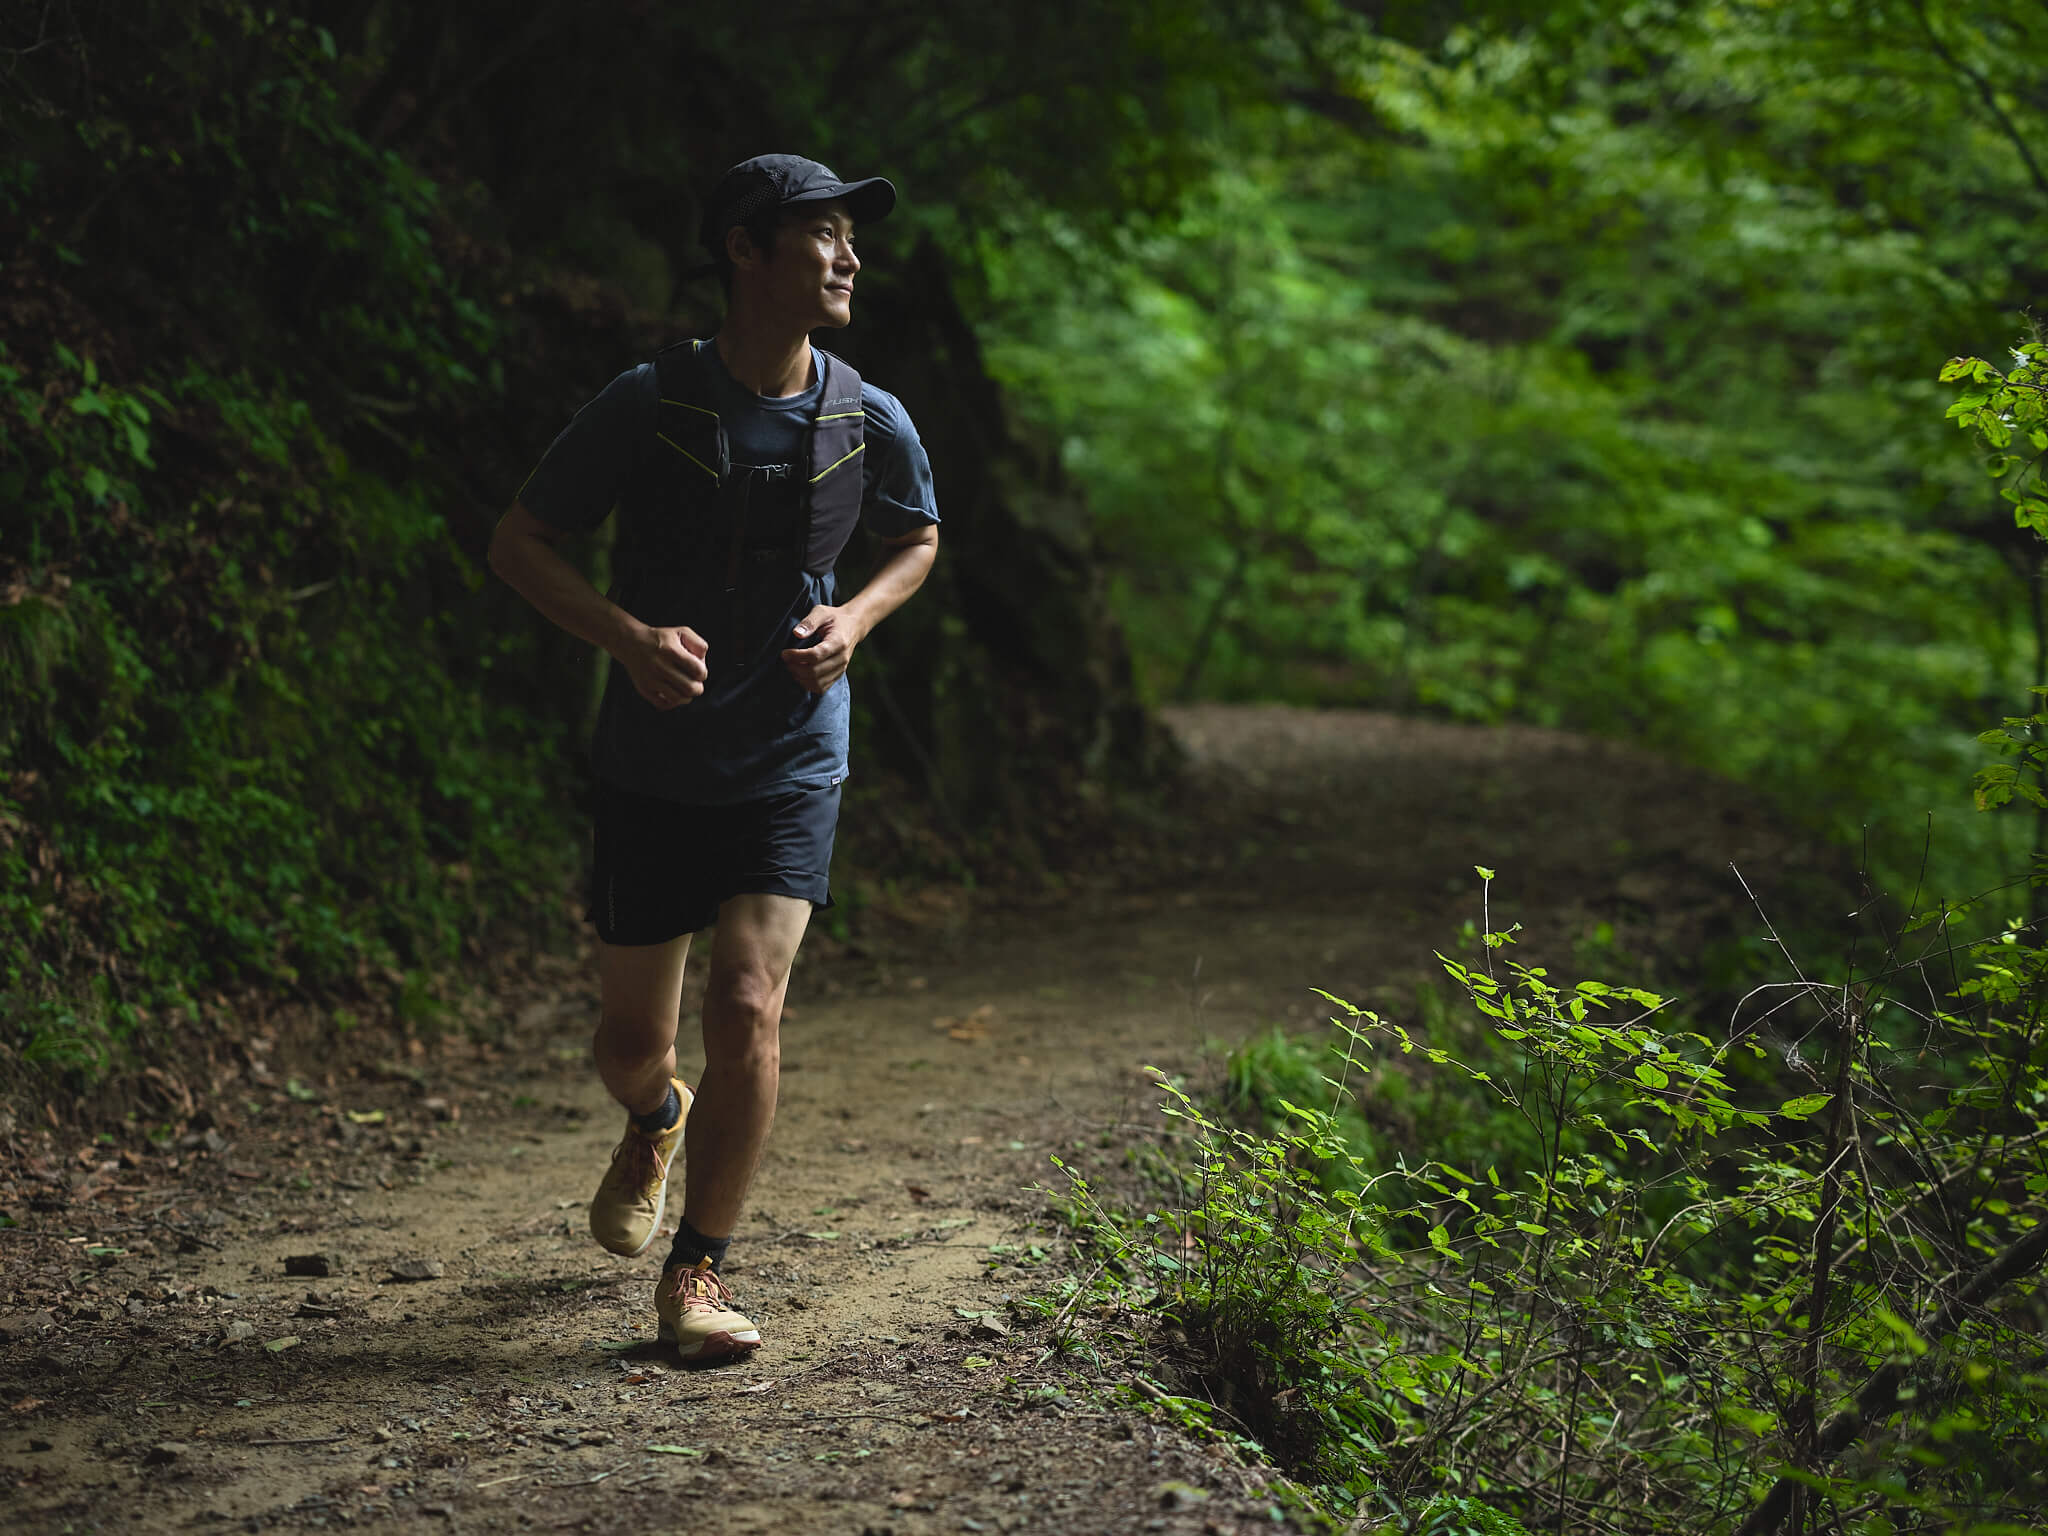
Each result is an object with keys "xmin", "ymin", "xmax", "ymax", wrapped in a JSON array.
[{"xmin": 0, "ymin": 706, "xmax": 1828, "ymax": 1535}]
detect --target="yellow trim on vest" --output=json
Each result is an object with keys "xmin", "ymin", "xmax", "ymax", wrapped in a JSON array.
[
  {"xmin": 656, "ymin": 431, "xmax": 719, "ymax": 481},
  {"xmin": 660, "ymin": 397, "xmax": 720, "ymax": 419},
  {"xmin": 815, "ymin": 410, "xmax": 863, "ymax": 422},
  {"xmin": 809, "ymin": 442, "xmax": 866, "ymax": 483}
]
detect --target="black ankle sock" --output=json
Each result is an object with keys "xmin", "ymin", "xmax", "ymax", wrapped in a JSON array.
[
  {"xmin": 631, "ymin": 1083, "xmax": 681, "ymax": 1136},
  {"xmin": 666, "ymin": 1217, "xmax": 731, "ymax": 1274}
]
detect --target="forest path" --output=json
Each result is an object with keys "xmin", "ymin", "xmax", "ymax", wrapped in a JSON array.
[{"xmin": 0, "ymin": 706, "xmax": 1820, "ymax": 1535}]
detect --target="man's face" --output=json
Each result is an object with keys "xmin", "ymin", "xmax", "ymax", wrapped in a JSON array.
[{"xmin": 730, "ymin": 200, "xmax": 860, "ymax": 329}]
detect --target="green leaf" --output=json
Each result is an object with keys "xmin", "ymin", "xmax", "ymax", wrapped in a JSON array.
[
  {"xmin": 1777, "ymin": 1093, "xmax": 1833, "ymax": 1121},
  {"xmin": 263, "ymin": 1336, "xmax": 301, "ymax": 1353},
  {"xmin": 1633, "ymin": 1062, "xmax": 1670, "ymax": 1089}
]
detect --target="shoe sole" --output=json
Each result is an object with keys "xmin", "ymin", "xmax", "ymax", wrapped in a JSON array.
[
  {"xmin": 592, "ymin": 1083, "xmax": 694, "ymax": 1258},
  {"xmin": 659, "ymin": 1322, "xmax": 763, "ymax": 1363}
]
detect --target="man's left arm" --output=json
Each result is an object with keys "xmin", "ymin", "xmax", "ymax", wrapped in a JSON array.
[{"xmin": 781, "ymin": 523, "xmax": 939, "ymax": 696}]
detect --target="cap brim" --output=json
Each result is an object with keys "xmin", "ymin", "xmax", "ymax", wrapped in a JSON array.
[{"xmin": 786, "ymin": 175, "xmax": 896, "ymax": 227}]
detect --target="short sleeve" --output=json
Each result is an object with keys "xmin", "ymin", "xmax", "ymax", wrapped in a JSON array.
[
  {"xmin": 516, "ymin": 365, "xmax": 654, "ymax": 532},
  {"xmin": 858, "ymin": 385, "xmax": 940, "ymax": 539}
]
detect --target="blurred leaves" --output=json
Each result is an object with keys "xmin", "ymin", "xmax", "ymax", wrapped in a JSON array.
[{"xmin": 975, "ymin": 0, "xmax": 2048, "ymax": 890}]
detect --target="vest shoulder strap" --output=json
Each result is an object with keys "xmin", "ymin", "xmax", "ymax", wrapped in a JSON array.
[
  {"xmin": 807, "ymin": 349, "xmax": 866, "ymax": 492},
  {"xmin": 653, "ymin": 340, "xmax": 726, "ymax": 484}
]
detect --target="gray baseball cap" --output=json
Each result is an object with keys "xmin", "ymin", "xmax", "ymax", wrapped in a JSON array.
[{"xmin": 698, "ymin": 153, "xmax": 897, "ymax": 256}]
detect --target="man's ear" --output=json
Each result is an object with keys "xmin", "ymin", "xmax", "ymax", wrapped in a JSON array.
[{"xmin": 725, "ymin": 221, "xmax": 773, "ymax": 270}]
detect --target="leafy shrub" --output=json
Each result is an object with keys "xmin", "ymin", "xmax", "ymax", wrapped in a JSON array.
[{"xmin": 1059, "ymin": 870, "xmax": 2048, "ymax": 1531}]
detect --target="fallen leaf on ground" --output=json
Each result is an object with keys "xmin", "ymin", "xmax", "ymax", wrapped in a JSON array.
[
  {"xmin": 345, "ymin": 1110, "xmax": 385, "ymax": 1126},
  {"xmin": 263, "ymin": 1336, "xmax": 301, "ymax": 1353},
  {"xmin": 962, "ymin": 1355, "xmax": 995, "ymax": 1369},
  {"xmin": 934, "ymin": 1003, "xmax": 996, "ymax": 1042},
  {"xmin": 644, "ymin": 1444, "xmax": 704, "ymax": 1456},
  {"xmin": 11, "ymin": 1399, "xmax": 45, "ymax": 1415},
  {"xmin": 384, "ymin": 1258, "xmax": 444, "ymax": 1283},
  {"xmin": 737, "ymin": 1380, "xmax": 776, "ymax": 1395}
]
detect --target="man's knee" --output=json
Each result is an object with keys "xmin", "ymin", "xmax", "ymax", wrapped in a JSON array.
[{"xmin": 704, "ymin": 965, "xmax": 785, "ymax": 1035}]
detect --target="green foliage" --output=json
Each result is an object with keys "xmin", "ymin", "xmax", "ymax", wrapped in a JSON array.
[
  {"xmin": 1, "ymin": 6, "xmax": 576, "ymax": 1068},
  {"xmin": 1949, "ymin": 341, "xmax": 2048, "ymax": 824},
  {"xmin": 1061, "ymin": 871, "xmax": 2048, "ymax": 1530},
  {"xmin": 974, "ymin": 2, "xmax": 2048, "ymax": 894}
]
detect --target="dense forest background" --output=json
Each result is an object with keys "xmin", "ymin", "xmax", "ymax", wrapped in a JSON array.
[{"xmin": 9, "ymin": 0, "xmax": 2048, "ymax": 1072}]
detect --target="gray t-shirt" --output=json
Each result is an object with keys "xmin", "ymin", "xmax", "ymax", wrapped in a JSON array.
[{"xmin": 517, "ymin": 340, "xmax": 939, "ymax": 804}]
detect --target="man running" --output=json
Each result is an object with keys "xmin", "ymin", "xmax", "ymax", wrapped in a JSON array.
[{"xmin": 488, "ymin": 154, "xmax": 940, "ymax": 1363}]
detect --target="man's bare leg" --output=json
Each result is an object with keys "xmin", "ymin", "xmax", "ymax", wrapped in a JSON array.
[
  {"xmin": 652, "ymin": 893, "xmax": 809, "ymax": 1361},
  {"xmin": 594, "ymin": 934, "xmax": 693, "ymax": 1117},
  {"xmin": 681, "ymin": 892, "xmax": 811, "ymax": 1238},
  {"xmin": 587, "ymin": 934, "xmax": 694, "ymax": 1258}
]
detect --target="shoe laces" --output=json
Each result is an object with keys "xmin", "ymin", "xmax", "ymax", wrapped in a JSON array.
[
  {"xmin": 663, "ymin": 1258, "xmax": 734, "ymax": 1312},
  {"xmin": 610, "ymin": 1127, "xmax": 663, "ymax": 1198}
]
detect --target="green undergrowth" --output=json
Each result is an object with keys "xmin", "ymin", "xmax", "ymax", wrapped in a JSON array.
[
  {"xmin": 1, "ymin": 8, "xmax": 579, "ymax": 1075},
  {"xmin": 0, "ymin": 342, "xmax": 575, "ymax": 1075},
  {"xmin": 1044, "ymin": 868, "xmax": 2048, "ymax": 1532}
]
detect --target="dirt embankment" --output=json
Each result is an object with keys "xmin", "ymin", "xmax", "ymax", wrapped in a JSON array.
[{"xmin": 0, "ymin": 706, "xmax": 1836, "ymax": 1534}]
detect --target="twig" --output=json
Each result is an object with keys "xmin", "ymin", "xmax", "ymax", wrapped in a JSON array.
[
  {"xmin": 546, "ymin": 1461, "xmax": 628, "ymax": 1488},
  {"xmin": 155, "ymin": 1215, "xmax": 223, "ymax": 1252},
  {"xmin": 751, "ymin": 1411, "xmax": 927, "ymax": 1429}
]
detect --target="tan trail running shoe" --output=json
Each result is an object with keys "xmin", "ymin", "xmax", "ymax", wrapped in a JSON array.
[
  {"xmin": 656, "ymin": 1258, "xmax": 761, "ymax": 1363},
  {"xmin": 588, "ymin": 1079, "xmax": 693, "ymax": 1257}
]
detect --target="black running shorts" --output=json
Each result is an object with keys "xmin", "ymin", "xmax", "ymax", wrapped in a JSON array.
[{"xmin": 587, "ymin": 780, "xmax": 841, "ymax": 946}]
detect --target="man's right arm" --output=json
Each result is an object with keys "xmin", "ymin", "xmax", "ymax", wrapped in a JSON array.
[{"xmin": 488, "ymin": 502, "xmax": 710, "ymax": 710}]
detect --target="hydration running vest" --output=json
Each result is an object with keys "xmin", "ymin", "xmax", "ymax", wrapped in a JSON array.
[{"xmin": 651, "ymin": 338, "xmax": 867, "ymax": 574}]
